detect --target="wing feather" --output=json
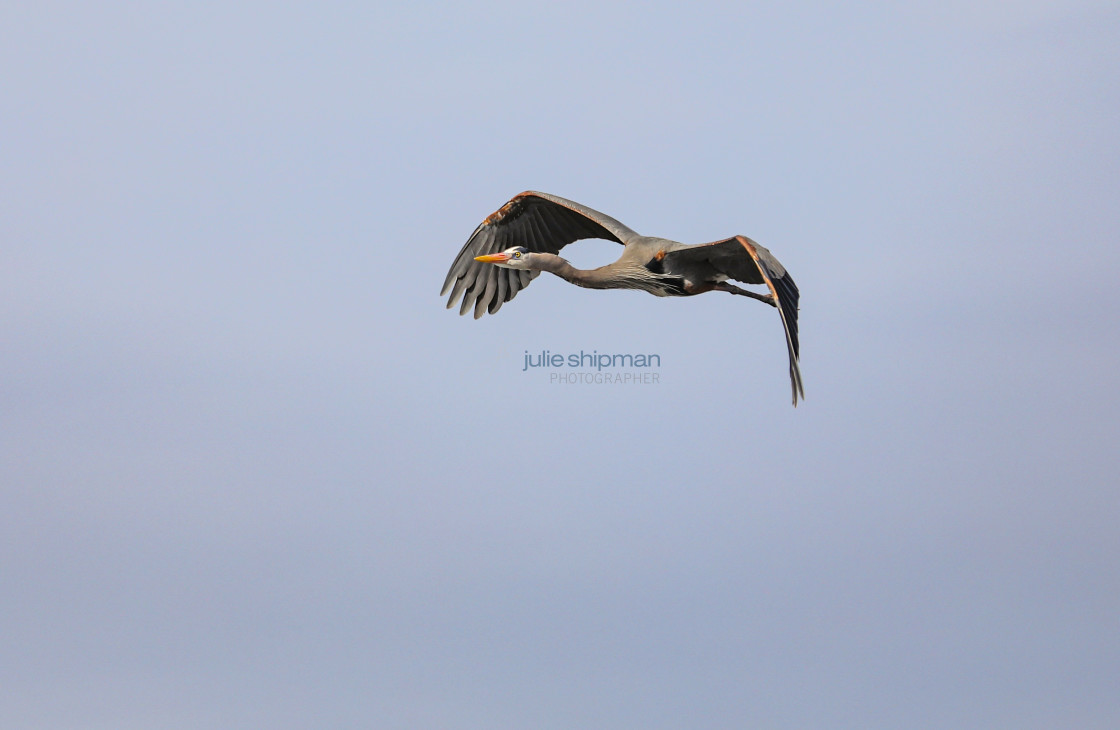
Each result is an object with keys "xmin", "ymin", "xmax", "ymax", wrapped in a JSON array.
[
  {"xmin": 490, "ymin": 269, "xmax": 509, "ymax": 314},
  {"xmin": 476, "ymin": 271, "xmax": 498, "ymax": 319},
  {"xmin": 459, "ymin": 280, "xmax": 479, "ymax": 317}
]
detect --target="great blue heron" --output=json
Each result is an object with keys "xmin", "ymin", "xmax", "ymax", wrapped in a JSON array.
[{"xmin": 442, "ymin": 191, "xmax": 804, "ymax": 406}]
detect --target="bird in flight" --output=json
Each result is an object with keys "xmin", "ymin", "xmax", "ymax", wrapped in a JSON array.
[{"xmin": 442, "ymin": 191, "xmax": 803, "ymax": 406}]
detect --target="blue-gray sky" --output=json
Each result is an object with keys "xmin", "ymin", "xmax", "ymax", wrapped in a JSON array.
[{"xmin": 2, "ymin": 2, "xmax": 1118, "ymax": 728}]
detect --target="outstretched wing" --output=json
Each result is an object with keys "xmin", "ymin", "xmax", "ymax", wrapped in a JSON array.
[
  {"xmin": 441, "ymin": 191, "xmax": 641, "ymax": 318},
  {"xmin": 663, "ymin": 235, "xmax": 804, "ymax": 406}
]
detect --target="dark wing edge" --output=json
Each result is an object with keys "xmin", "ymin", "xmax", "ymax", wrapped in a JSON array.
[
  {"xmin": 524, "ymin": 191, "xmax": 642, "ymax": 245},
  {"xmin": 735, "ymin": 236, "xmax": 804, "ymax": 407},
  {"xmin": 441, "ymin": 191, "xmax": 640, "ymax": 319}
]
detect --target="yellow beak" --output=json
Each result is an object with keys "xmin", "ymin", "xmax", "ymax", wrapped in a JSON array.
[{"xmin": 474, "ymin": 253, "xmax": 511, "ymax": 264}]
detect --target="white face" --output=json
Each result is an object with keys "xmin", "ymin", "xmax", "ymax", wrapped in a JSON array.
[{"xmin": 494, "ymin": 247, "xmax": 531, "ymax": 268}]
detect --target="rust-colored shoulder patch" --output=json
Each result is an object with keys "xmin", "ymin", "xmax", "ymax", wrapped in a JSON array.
[
  {"xmin": 734, "ymin": 235, "xmax": 758, "ymax": 257},
  {"xmin": 482, "ymin": 192, "xmax": 533, "ymax": 226},
  {"xmin": 655, "ymin": 250, "xmax": 666, "ymax": 261}
]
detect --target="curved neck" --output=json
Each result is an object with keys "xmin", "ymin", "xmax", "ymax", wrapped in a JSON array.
[{"xmin": 533, "ymin": 253, "xmax": 618, "ymax": 289}]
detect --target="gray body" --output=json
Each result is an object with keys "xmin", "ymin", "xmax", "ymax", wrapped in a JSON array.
[{"xmin": 441, "ymin": 191, "xmax": 804, "ymax": 405}]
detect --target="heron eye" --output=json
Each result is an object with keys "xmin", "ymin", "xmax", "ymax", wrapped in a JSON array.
[{"xmin": 513, "ymin": 252, "xmax": 522, "ymax": 258}]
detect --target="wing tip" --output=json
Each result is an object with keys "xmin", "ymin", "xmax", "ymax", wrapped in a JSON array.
[{"xmin": 790, "ymin": 365, "xmax": 805, "ymax": 407}]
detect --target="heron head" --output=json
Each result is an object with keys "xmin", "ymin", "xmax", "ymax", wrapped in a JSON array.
[{"xmin": 474, "ymin": 246, "xmax": 533, "ymax": 269}]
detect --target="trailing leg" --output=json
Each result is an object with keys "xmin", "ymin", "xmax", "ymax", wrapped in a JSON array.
[{"xmin": 714, "ymin": 281, "xmax": 776, "ymax": 306}]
